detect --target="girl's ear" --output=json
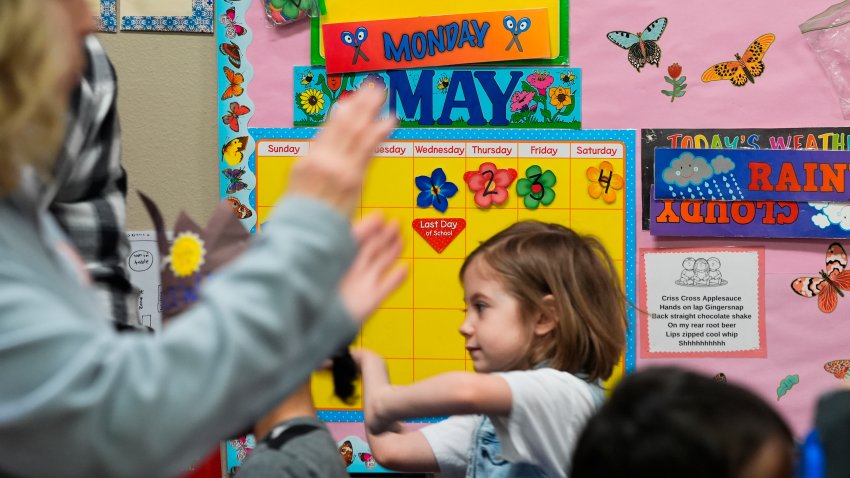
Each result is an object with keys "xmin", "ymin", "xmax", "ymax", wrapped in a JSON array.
[{"xmin": 533, "ymin": 295, "xmax": 557, "ymax": 337}]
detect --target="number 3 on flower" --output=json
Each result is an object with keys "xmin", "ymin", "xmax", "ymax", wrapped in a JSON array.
[{"xmin": 586, "ymin": 161, "xmax": 623, "ymax": 204}]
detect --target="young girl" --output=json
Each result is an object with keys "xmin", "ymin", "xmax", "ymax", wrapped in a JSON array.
[{"xmin": 357, "ymin": 221, "xmax": 627, "ymax": 477}]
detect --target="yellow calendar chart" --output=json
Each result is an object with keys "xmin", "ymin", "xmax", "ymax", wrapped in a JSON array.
[{"xmin": 250, "ymin": 129, "xmax": 635, "ymax": 411}]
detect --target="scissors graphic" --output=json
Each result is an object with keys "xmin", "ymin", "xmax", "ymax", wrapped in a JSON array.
[
  {"xmin": 503, "ymin": 15, "xmax": 531, "ymax": 52},
  {"xmin": 341, "ymin": 27, "xmax": 370, "ymax": 65}
]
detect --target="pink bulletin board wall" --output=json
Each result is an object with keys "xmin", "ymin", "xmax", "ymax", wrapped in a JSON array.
[
  {"xmin": 570, "ymin": 0, "xmax": 849, "ymax": 437},
  {"xmin": 225, "ymin": 0, "xmax": 849, "ymax": 439}
]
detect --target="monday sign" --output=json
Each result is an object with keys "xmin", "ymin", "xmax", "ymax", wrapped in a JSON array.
[{"xmin": 321, "ymin": 9, "xmax": 551, "ymax": 73}]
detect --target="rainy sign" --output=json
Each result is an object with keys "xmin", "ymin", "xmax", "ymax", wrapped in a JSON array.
[{"xmin": 653, "ymin": 148, "xmax": 850, "ymax": 203}]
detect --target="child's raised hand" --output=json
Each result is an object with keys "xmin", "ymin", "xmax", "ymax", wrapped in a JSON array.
[
  {"xmin": 352, "ymin": 349, "xmax": 402, "ymax": 435},
  {"xmin": 340, "ymin": 213, "xmax": 407, "ymax": 324},
  {"xmin": 285, "ymin": 87, "xmax": 396, "ymax": 216}
]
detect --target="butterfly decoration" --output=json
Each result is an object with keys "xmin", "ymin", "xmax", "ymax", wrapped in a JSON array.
[
  {"xmin": 359, "ymin": 452, "xmax": 377, "ymax": 470},
  {"xmin": 219, "ymin": 42, "xmax": 242, "ymax": 69},
  {"xmin": 825, "ymin": 359, "xmax": 850, "ymax": 381},
  {"xmin": 338, "ymin": 440, "xmax": 354, "ymax": 467},
  {"xmin": 300, "ymin": 70, "xmax": 314, "ymax": 85},
  {"xmin": 223, "ymin": 168, "xmax": 248, "ymax": 195},
  {"xmin": 607, "ymin": 17, "xmax": 667, "ymax": 72},
  {"xmin": 222, "ymin": 102, "xmax": 250, "ymax": 132},
  {"xmin": 221, "ymin": 67, "xmax": 244, "ymax": 100},
  {"xmin": 222, "ymin": 136, "xmax": 248, "ymax": 166},
  {"xmin": 702, "ymin": 33, "xmax": 775, "ymax": 87},
  {"xmin": 220, "ymin": 7, "xmax": 247, "ymax": 39},
  {"xmin": 224, "ymin": 196, "xmax": 252, "ymax": 219},
  {"xmin": 791, "ymin": 242, "xmax": 850, "ymax": 313}
]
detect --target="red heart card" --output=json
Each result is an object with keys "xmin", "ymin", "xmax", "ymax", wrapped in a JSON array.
[{"xmin": 412, "ymin": 218, "xmax": 466, "ymax": 253}]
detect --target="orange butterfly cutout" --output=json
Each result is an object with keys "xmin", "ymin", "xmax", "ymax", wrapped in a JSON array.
[
  {"xmin": 222, "ymin": 102, "xmax": 250, "ymax": 132},
  {"xmin": 702, "ymin": 33, "xmax": 775, "ymax": 87},
  {"xmin": 825, "ymin": 359, "xmax": 850, "ymax": 380},
  {"xmin": 791, "ymin": 242, "xmax": 850, "ymax": 313},
  {"xmin": 221, "ymin": 66, "xmax": 244, "ymax": 100}
]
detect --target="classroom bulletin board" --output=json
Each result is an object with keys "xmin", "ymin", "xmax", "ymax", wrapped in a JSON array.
[{"xmin": 215, "ymin": 0, "xmax": 850, "ymax": 472}]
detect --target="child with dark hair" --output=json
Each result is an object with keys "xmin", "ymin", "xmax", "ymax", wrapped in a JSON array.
[{"xmin": 570, "ymin": 367, "xmax": 795, "ymax": 478}]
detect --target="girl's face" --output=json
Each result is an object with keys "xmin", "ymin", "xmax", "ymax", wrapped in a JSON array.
[{"xmin": 459, "ymin": 258, "xmax": 533, "ymax": 373}]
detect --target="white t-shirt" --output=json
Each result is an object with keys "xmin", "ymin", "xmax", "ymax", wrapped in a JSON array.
[{"xmin": 420, "ymin": 368, "xmax": 604, "ymax": 478}]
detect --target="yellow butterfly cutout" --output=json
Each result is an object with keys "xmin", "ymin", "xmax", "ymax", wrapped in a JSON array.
[
  {"xmin": 702, "ymin": 33, "xmax": 775, "ymax": 87},
  {"xmin": 221, "ymin": 66, "xmax": 244, "ymax": 100},
  {"xmin": 222, "ymin": 136, "xmax": 248, "ymax": 166}
]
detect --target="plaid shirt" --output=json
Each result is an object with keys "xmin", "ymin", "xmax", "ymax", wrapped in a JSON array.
[{"xmin": 43, "ymin": 35, "xmax": 138, "ymax": 326}]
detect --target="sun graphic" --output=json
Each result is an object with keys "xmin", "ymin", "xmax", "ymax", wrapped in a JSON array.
[{"xmin": 168, "ymin": 232, "xmax": 206, "ymax": 277}]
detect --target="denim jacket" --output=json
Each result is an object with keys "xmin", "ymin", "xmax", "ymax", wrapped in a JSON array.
[{"xmin": 466, "ymin": 372, "xmax": 605, "ymax": 478}]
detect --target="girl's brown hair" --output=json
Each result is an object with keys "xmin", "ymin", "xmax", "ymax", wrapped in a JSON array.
[
  {"xmin": 0, "ymin": 0, "xmax": 69, "ymax": 194},
  {"xmin": 461, "ymin": 221, "xmax": 627, "ymax": 381}
]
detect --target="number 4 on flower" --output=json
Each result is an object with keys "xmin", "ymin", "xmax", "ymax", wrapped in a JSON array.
[{"xmin": 586, "ymin": 161, "xmax": 624, "ymax": 204}]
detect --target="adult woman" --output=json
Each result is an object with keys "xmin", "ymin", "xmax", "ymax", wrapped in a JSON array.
[{"xmin": 0, "ymin": 1, "xmax": 401, "ymax": 476}]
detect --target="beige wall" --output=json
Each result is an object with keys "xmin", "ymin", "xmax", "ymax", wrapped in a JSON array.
[{"xmin": 97, "ymin": 32, "xmax": 218, "ymax": 230}]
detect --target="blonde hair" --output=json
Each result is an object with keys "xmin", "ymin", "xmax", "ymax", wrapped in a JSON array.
[
  {"xmin": 461, "ymin": 221, "xmax": 627, "ymax": 381},
  {"xmin": 0, "ymin": 0, "xmax": 69, "ymax": 194}
]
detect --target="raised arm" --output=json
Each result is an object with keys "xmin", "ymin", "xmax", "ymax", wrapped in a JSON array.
[
  {"xmin": 356, "ymin": 349, "xmax": 513, "ymax": 472},
  {"xmin": 0, "ymin": 89, "xmax": 401, "ymax": 478}
]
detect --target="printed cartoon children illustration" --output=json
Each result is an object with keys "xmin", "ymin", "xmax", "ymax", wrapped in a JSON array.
[{"xmin": 676, "ymin": 256, "xmax": 726, "ymax": 286}]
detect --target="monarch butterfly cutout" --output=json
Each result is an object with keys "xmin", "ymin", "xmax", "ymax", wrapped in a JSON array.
[
  {"xmin": 222, "ymin": 168, "xmax": 248, "ymax": 195},
  {"xmin": 702, "ymin": 33, "xmax": 775, "ymax": 87},
  {"xmin": 221, "ymin": 102, "xmax": 250, "ymax": 132},
  {"xmin": 791, "ymin": 242, "xmax": 850, "ymax": 313},
  {"xmin": 221, "ymin": 67, "xmax": 244, "ymax": 100},
  {"xmin": 219, "ymin": 7, "xmax": 247, "ymax": 39},
  {"xmin": 607, "ymin": 17, "xmax": 667, "ymax": 72}
]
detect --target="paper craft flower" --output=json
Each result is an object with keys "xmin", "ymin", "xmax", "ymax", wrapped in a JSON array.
[
  {"xmin": 168, "ymin": 232, "xmax": 206, "ymax": 277},
  {"xmin": 516, "ymin": 165, "xmax": 556, "ymax": 209},
  {"xmin": 586, "ymin": 161, "xmax": 624, "ymax": 204},
  {"xmin": 548, "ymin": 86, "xmax": 572, "ymax": 109},
  {"xmin": 527, "ymin": 71, "xmax": 554, "ymax": 96},
  {"xmin": 299, "ymin": 88, "xmax": 325, "ymax": 115},
  {"xmin": 416, "ymin": 168, "xmax": 458, "ymax": 213},
  {"xmin": 510, "ymin": 91, "xmax": 534, "ymax": 112},
  {"xmin": 464, "ymin": 162, "xmax": 518, "ymax": 208}
]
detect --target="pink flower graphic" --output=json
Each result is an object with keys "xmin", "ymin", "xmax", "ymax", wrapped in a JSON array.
[
  {"xmin": 463, "ymin": 162, "xmax": 518, "ymax": 208},
  {"xmin": 527, "ymin": 71, "xmax": 554, "ymax": 96},
  {"xmin": 510, "ymin": 91, "xmax": 534, "ymax": 112}
]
